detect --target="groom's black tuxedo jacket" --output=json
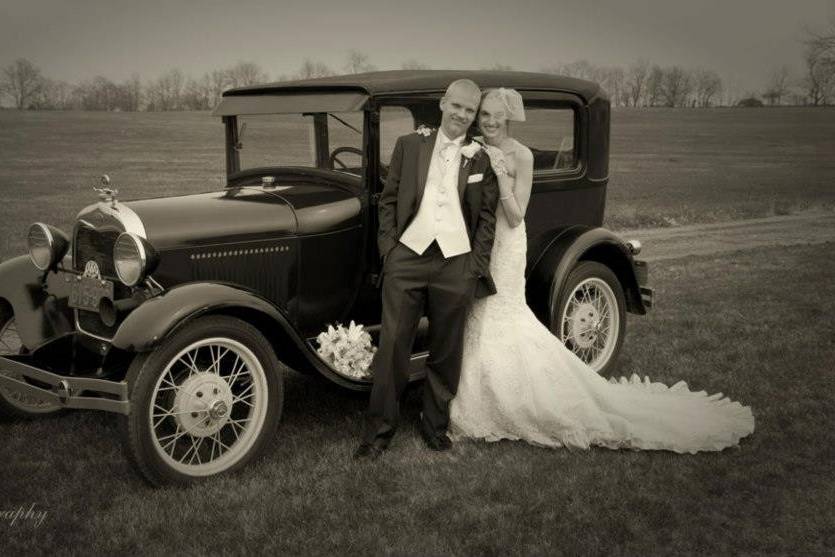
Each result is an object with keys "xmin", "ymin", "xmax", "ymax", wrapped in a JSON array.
[{"xmin": 378, "ymin": 130, "xmax": 500, "ymax": 298}]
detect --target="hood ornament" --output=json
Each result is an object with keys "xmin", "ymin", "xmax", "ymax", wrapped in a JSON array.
[{"xmin": 93, "ymin": 174, "xmax": 119, "ymax": 209}]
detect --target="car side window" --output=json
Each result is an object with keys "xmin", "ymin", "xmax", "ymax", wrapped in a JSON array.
[
  {"xmin": 511, "ymin": 108, "xmax": 576, "ymax": 174},
  {"xmin": 380, "ymin": 106, "xmax": 415, "ymax": 166}
]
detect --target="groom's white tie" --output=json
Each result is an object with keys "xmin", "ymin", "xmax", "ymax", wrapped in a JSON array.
[{"xmin": 439, "ymin": 141, "xmax": 458, "ymax": 163}]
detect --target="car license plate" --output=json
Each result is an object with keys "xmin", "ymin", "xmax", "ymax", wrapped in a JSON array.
[{"xmin": 69, "ymin": 276, "xmax": 114, "ymax": 312}]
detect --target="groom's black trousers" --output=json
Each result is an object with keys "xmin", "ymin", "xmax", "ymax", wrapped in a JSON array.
[{"xmin": 363, "ymin": 240, "xmax": 477, "ymax": 447}]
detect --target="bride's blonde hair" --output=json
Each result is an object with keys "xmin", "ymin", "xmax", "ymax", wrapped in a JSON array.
[{"xmin": 481, "ymin": 88, "xmax": 526, "ymax": 123}]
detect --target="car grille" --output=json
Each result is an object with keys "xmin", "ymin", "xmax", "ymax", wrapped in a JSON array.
[
  {"xmin": 73, "ymin": 222, "xmax": 130, "ymax": 340},
  {"xmin": 74, "ymin": 223, "xmax": 120, "ymax": 278}
]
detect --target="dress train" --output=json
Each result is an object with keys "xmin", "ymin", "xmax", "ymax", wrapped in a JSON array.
[{"xmin": 449, "ymin": 206, "xmax": 754, "ymax": 453}]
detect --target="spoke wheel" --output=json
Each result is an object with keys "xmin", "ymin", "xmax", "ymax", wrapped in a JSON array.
[
  {"xmin": 552, "ymin": 261, "xmax": 626, "ymax": 375},
  {"xmin": 0, "ymin": 305, "xmax": 63, "ymax": 418},
  {"xmin": 120, "ymin": 316, "xmax": 283, "ymax": 486}
]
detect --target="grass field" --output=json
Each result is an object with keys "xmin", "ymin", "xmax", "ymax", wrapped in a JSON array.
[
  {"xmin": 2, "ymin": 242, "xmax": 834, "ymax": 555},
  {"xmin": 1, "ymin": 108, "xmax": 833, "ymax": 554},
  {"xmin": 607, "ymin": 107, "xmax": 835, "ymax": 229},
  {"xmin": 0, "ymin": 107, "xmax": 834, "ymax": 257}
]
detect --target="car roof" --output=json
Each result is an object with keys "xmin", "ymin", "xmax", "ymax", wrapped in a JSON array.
[{"xmin": 222, "ymin": 70, "xmax": 600, "ymax": 101}]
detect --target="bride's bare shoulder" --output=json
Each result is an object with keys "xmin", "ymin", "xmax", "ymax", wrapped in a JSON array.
[{"xmin": 511, "ymin": 140, "xmax": 534, "ymax": 165}]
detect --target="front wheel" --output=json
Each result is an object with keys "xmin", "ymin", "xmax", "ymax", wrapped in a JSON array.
[
  {"xmin": 0, "ymin": 305, "xmax": 63, "ymax": 419},
  {"xmin": 552, "ymin": 261, "xmax": 627, "ymax": 376},
  {"xmin": 120, "ymin": 315, "xmax": 283, "ymax": 486}
]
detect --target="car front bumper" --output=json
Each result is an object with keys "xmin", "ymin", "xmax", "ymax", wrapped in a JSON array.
[{"xmin": 0, "ymin": 356, "xmax": 129, "ymax": 415}]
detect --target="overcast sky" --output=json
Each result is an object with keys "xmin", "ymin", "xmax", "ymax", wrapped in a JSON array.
[{"xmin": 2, "ymin": 0, "xmax": 833, "ymax": 97}]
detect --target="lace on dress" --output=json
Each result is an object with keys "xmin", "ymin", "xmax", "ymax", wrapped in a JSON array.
[{"xmin": 449, "ymin": 148, "xmax": 754, "ymax": 453}]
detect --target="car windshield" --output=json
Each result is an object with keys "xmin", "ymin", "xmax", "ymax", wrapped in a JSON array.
[{"xmin": 237, "ymin": 111, "xmax": 364, "ymax": 175}]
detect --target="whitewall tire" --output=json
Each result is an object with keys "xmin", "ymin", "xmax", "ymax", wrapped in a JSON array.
[
  {"xmin": 120, "ymin": 315, "xmax": 283, "ymax": 486},
  {"xmin": 553, "ymin": 261, "xmax": 627, "ymax": 376}
]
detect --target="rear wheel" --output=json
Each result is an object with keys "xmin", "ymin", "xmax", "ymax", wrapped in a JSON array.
[
  {"xmin": 0, "ymin": 305, "xmax": 63, "ymax": 419},
  {"xmin": 120, "ymin": 315, "xmax": 283, "ymax": 486},
  {"xmin": 552, "ymin": 261, "xmax": 626, "ymax": 376}
]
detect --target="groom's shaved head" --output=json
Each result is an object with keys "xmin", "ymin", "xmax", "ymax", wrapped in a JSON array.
[
  {"xmin": 444, "ymin": 79, "xmax": 482, "ymax": 103},
  {"xmin": 439, "ymin": 79, "xmax": 482, "ymax": 139}
]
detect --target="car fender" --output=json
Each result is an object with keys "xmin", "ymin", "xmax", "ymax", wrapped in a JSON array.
[
  {"xmin": 111, "ymin": 282, "xmax": 292, "ymax": 352},
  {"xmin": 525, "ymin": 226, "xmax": 647, "ymax": 325},
  {"xmin": 109, "ymin": 282, "xmax": 369, "ymax": 391},
  {"xmin": 0, "ymin": 255, "xmax": 75, "ymax": 350}
]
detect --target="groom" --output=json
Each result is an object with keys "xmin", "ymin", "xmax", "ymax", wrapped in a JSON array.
[{"xmin": 355, "ymin": 79, "xmax": 500, "ymax": 459}]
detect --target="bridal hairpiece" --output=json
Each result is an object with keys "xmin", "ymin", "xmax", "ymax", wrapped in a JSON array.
[{"xmin": 485, "ymin": 87, "xmax": 526, "ymax": 122}]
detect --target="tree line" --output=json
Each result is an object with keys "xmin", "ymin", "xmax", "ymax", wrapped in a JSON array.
[
  {"xmin": 540, "ymin": 22, "xmax": 835, "ymax": 108},
  {"xmin": 0, "ymin": 50, "xmax": 380, "ymax": 111},
  {"xmin": 0, "ymin": 57, "xmax": 728, "ymax": 111},
  {"xmin": 543, "ymin": 60, "xmax": 725, "ymax": 107},
  {"xmin": 0, "ymin": 61, "xmax": 269, "ymax": 112},
  {"xmin": 2, "ymin": 23, "xmax": 833, "ymax": 111}
]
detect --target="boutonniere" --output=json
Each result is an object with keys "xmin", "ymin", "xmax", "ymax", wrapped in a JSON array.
[
  {"xmin": 415, "ymin": 125, "xmax": 434, "ymax": 137},
  {"xmin": 460, "ymin": 139, "xmax": 486, "ymax": 167}
]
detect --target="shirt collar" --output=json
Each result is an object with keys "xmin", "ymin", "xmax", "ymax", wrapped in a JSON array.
[{"xmin": 437, "ymin": 128, "xmax": 465, "ymax": 147}]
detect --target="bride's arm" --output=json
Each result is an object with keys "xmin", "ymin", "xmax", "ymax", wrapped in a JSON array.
[{"xmin": 497, "ymin": 148, "xmax": 534, "ymax": 228}]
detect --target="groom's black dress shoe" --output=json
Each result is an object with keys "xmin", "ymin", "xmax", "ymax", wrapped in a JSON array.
[
  {"xmin": 353, "ymin": 443, "xmax": 384, "ymax": 461},
  {"xmin": 419, "ymin": 425, "xmax": 453, "ymax": 452}
]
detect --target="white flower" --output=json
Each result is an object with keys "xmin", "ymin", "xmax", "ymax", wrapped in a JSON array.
[
  {"xmin": 460, "ymin": 141, "xmax": 483, "ymax": 160},
  {"xmin": 315, "ymin": 321, "xmax": 377, "ymax": 379},
  {"xmin": 415, "ymin": 125, "xmax": 434, "ymax": 137}
]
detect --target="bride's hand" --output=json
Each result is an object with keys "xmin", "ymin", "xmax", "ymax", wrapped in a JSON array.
[{"xmin": 484, "ymin": 145, "xmax": 509, "ymax": 176}]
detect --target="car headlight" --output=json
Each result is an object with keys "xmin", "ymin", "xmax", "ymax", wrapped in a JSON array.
[
  {"xmin": 27, "ymin": 222, "xmax": 69, "ymax": 271},
  {"xmin": 625, "ymin": 239, "xmax": 642, "ymax": 256},
  {"xmin": 113, "ymin": 232, "xmax": 158, "ymax": 286}
]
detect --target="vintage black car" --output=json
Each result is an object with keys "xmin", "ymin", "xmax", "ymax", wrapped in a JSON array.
[{"xmin": 0, "ymin": 70, "xmax": 652, "ymax": 485}]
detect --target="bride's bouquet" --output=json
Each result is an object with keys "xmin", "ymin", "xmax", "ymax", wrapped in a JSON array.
[{"xmin": 315, "ymin": 321, "xmax": 376, "ymax": 380}]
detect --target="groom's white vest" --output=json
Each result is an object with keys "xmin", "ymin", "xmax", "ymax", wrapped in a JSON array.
[{"xmin": 399, "ymin": 130, "xmax": 471, "ymax": 258}]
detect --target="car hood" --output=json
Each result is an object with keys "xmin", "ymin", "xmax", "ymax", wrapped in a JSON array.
[
  {"xmin": 123, "ymin": 184, "xmax": 361, "ymax": 250},
  {"xmin": 123, "ymin": 186, "xmax": 295, "ymax": 249}
]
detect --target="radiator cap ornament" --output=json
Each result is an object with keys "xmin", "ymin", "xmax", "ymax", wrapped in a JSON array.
[{"xmin": 93, "ymin": 174, "xmax": 119, "ymax": 209}]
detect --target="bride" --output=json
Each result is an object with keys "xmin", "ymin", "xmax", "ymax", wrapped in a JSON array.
[{"xmin": 449, "ymin": 88, "xmax": 755, "ymax": 453}]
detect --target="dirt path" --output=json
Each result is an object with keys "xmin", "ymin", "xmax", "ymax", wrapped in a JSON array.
[{"xmin": 613, "ymin": 211, "xmax": 835, "ymax": 262}]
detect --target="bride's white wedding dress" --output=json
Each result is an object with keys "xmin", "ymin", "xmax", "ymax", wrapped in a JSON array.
[{"xmin": 449, "ymin": 201, "xmax": 755, "ymax": 453}]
